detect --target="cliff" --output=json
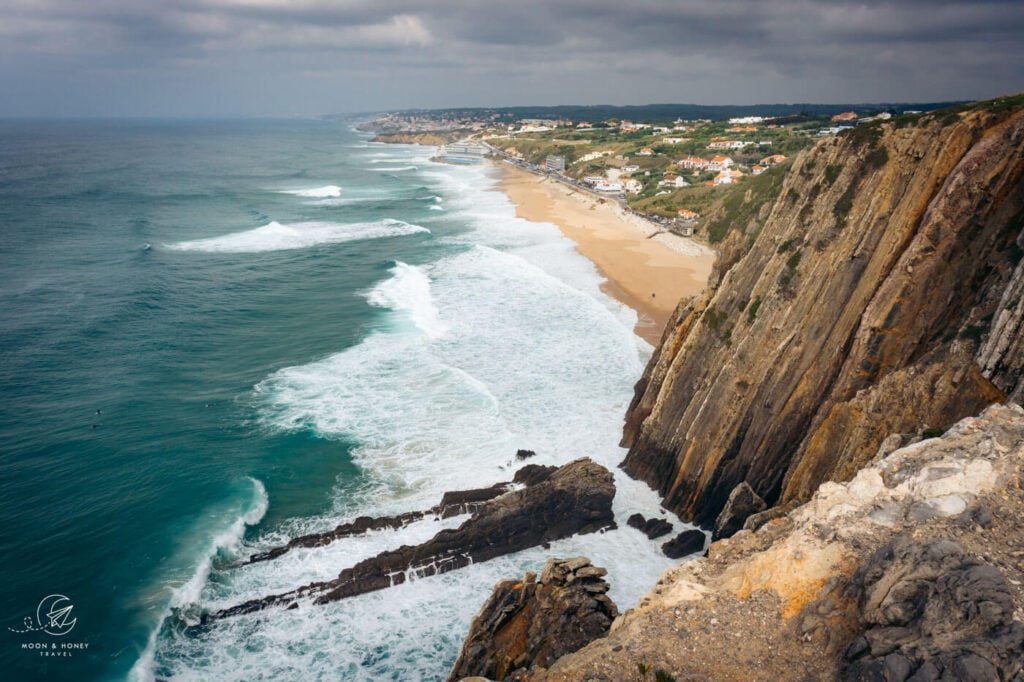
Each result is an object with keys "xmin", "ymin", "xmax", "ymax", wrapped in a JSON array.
[
  {"xmin": 449, "ymin": 558, "xmax": 618, "ymax": 682},
  {"xmin": 622, "ymin": 97, "xmax": 1024, "ymax": 528},
  {"xmin": 372, "ymin": 130, "xmax": 468, "ymax": 145},
  {"xmin": 463, "ymin": 404, "xmax": 1024, "ymax": 681}
]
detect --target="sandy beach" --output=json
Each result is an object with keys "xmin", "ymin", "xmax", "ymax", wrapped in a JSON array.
[{"xmin": 498, "ymin": 163, "xmax": 716, "ymax": 344}]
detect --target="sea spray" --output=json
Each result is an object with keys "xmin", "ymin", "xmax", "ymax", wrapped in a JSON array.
[{"xmin": 129, "ymin": 478, "xmax": 269, "ymax": 682}]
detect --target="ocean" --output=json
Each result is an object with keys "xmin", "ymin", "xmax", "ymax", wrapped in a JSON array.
[{"xmin": 0, "ymin": 119, "xmax": 684, "ymax": 681}]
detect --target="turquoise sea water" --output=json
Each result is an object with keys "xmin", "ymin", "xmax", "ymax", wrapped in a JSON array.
[{"xmin": 0, "ymin": 120, "xmax": 684, "ymax": 681}]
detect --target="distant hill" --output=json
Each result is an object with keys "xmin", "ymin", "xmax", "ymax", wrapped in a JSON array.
[{"xmin": 342, "ymin": 101, "xmax": 965, "ymax": 124}]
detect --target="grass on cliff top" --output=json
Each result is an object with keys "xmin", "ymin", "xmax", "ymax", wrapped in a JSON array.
[{"xmin": 702, "ymin": 163, "xmax": 789, "ymax": 243}]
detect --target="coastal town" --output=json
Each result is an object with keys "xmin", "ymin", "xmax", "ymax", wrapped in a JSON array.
[{"xmin": 363, "ymin": 105, "xmax": 921, "ymax": 243}]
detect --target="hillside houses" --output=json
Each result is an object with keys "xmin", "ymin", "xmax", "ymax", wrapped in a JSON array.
[
  {"xmin": 708, "ymin": 139, "xmax": 753, "ymax": 150},
  {"xmin": 658, "ymin": 175, "xmax": 690, "ymax": 189},
  {"xmin": 708, "ymin": 155, "xmax": 734, "ymax": 171},
  {"xmin": 677, "ymin": 155, "xmax": 710, "ymax": 171},
  {"xmin": 759, "ymin": 154, "xmax": 787, "ymax": 166},
  {"xmin": 714, "ymin": 169, "xmax": 744, "ymax": 185}
]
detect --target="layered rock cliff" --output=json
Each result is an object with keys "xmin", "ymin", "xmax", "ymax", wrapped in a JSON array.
[
  {"xmin": 623, "ymin": 98, "xmax": 1024, "ymax": 527},
  {"xmin": 468, "ymin": 404, "xmax": 1024, "ymax": 681}
]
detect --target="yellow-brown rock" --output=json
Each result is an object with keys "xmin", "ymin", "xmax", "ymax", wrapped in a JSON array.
[{"xmin": 622, "ymin": 99, "xmax": 1024, "ymax": 527}]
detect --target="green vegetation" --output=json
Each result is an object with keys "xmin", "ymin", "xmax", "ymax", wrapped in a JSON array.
[
  {"xmin": 655, "ymin": 670, "xmax": 677, "ymax": 682},
  {"xmin": 703, "ymin": 307, "xmax": 727, "ymax": 331},
  {"xmin": 833, "ymin": 184, "xmax": 857, "ymax": 226},
  {"xmin": 824, "ymin": 164, "xmax": 841, "ymax": 184},
  {"xmin": 959, "ymin": 325, "xmax": 988, "ymax": 341},
  {"xmin": 703, "ymin": 164, "xmax": 788, "ymax": 242},
  {"xmin": 865, "ymin": 145, "xmax": 889, "ymax": 169},
  {"xmin": 923, "ymin": 427, "xmax": 945, "ymax": 439},
  {"xmin": 786, "ymin": 249, "xmax": 803, "ymax": 270},
  {"xmin": 777, "ymin": 238, "xmax": 798, "ymax": 253},
  {"xmin": 747, "ymin": 296, "xmax": 762, "ymax": 323}
]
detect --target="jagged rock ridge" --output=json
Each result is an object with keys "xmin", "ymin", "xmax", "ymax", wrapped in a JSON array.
[
  {"xmin": 622, "ymin": 100, "xmax": 1024, "ymax": 527},
  {"xmin": 448, "ymin": 558, "xmax": 618, "ymax": 682},
  {"xmin": 208, "ymin": 458, "xmax": 615, "ymax": 620}
]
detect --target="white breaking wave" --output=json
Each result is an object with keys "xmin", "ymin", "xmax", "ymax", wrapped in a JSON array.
[
  {"xmin": 165, "ymin": 219, "xmax": 429, "ymax": 253},
  {"xmin": 373, "ymin": 165, "xmax": 417, "ymax": 172},
  {"xmin": 144, "ymin": 144, "xmax": 693, "ymax": 682},
  {"xmin": 279, "ymin": 185, "xmax": 342, "ymax": 198},
  {"xmin": 129, "ymin": 478, "xmax": 269, "ymax": 682},
  {"xmin": 365, "ymin": 262, "xmax": 448, "ymax": 339}
]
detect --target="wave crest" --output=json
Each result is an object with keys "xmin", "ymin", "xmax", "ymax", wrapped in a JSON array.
[
  {"xmin": 280, "ymin": 185, "xmax": 342, "ymax": 198},
  {"xmin": 165, "ymin": 220, "xmax": 429, "ymax": 253}
]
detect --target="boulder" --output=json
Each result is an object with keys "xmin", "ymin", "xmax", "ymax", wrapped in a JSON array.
[
  {"xmin": 661, "ymin": 529, "xmax": 707, "ymax": 559},
  {"xmin": 712, "ymin": 482, "xmax": 766, "ymax": 540},
  {"xmin": 448, "ymin": 558, "xmax": 618, "ymax": 681},
  {"xmin": 626, "ymin": 513, "xmax": 674, "ymax": 540}
]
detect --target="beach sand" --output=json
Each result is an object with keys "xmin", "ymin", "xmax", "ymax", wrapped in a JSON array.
[{"xmin": 498, "ymin": 163, "xmax": 716, "ymax": 344}]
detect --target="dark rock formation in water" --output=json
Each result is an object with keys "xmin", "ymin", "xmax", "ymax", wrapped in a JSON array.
[
  {"xmin": 660, "ymin": 529, "xmax": 706, "ymax": 559},
  {"xmin": 448, "ymin": 557, "xmax": 618, "ymax": 682},
  {"xmin": 210, "ymin": 458, "xmax": 615, "ymax": 620},
  {"xmin": 621, "ymin": 102, "xmax": 1024, "ymax": 527},
  {"xmin": 626, "ymin": 513, "xmax": 673, "ymax": 540}
]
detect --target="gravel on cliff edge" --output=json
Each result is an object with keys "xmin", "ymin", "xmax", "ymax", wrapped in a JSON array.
[{"xmin": 506, "ymin": 404, "xmax": 1024, "ymax": 682}]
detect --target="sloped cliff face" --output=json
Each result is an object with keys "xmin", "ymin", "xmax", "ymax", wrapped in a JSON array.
[
  {"xmin": 530, "ymin": 404, "xmax": 1024, "ymax": 682},
  {"xmin": 623, "ymin": 101, "xmax": 1024, "ymax": 526}
]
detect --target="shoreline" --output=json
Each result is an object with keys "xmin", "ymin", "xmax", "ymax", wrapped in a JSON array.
[{"xmin": 496, "ymin": 162, "xmax": 716, "ymax": 344}]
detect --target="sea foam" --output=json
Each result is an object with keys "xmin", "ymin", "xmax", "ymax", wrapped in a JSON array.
[
  {"xmin": 145, "ymin": 145, "xmax": 685, "ymax": 682},
  {"xmin": 165, "ymin": 219, "xmax": 429, "ymax": 253},
  {"xmin": 279, "ymin": 185, "xmax": 342, "ymax": 198}
]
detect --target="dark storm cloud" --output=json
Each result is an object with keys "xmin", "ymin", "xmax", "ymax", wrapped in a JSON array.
[{"xmin": 0, "ymin": 0, "xmax": 1021, "ymax": 116}]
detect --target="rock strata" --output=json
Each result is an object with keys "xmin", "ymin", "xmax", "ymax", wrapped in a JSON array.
[
  {"xmin": 512, "ymin": 404, "xmax": 1024, "ymax": 681},
  {"xmin": 210, "ymin": 458, "xmax": 615, "ymax": 620},
  {"xmin": 448, "ymin": 558, "xmax": 618, "ymax": 682},
  {"xmin": 622, "ymin": 102, "xmax": 1024, "ymax": 527}
]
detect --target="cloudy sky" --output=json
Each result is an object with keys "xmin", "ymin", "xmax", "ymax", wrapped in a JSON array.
[{"xmin": 1, "ymin": 0, "xmax": 1022, "ymax": 117}]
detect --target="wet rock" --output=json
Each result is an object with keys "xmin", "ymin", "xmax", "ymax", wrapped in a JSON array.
[
  {"xmin": 712, "ymin": 482, "xmax": 766, "ymax": 540},
  {"xmin": 212, "ymin": 458, "xmax": 616, "ymax": 619},
  {"xmin": 516, "ymin": 449, "xmax": 537, "ymax": 461},
  {"xmin": 626, "ymin": 513, "xmax": 673, "ymax": 540},
  {"xmin": 245, "ymin": 482, "xmax": 516, "ymax": 564},
  {"xmin": 448, "ymin": 558, "xmax": 618, "ymax": 681},
  {"xmin": 661, "ymin": 530, "xmax": 706, "ymax": 559}
]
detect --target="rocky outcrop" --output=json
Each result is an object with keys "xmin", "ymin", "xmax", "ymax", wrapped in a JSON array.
[
  {"xmin": 626, "ymin": 513, "xmax": 673, "ymax": 540},
  {"xmin": 622, "ymin": 99, "xmax": 1024, "ymax": 526},
  {"xmin": 372, "ymin": 130, "xmax": 468, "ymax": 145},
  {"xmin": 209, "ymin": 458, "xmax": 615, "ymax": 620},
  {"xmin": 244, "ymin": 481, "xmax": 516, "ymax": 564},
  {"xmin": 712, "ymin": 481, "xmax": 766, "ymax": 540},
  {"xmin": 842, "ymin": 536, "xmax": 1024, "ymax": 681},
  {"xmin": 660, "ymin": 529, "xmax": 706, "ymax": 559},
  {"xmin": 448, "ymin": 558, "xmax": 618, "ymax": 682},
  {"xmin": 518, "ymin": 404, "xmax": 1024, "ymax": 681}
]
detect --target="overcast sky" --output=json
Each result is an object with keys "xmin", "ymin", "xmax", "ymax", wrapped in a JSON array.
[{"xmin": 1, "ymin": 0, "xmax": 1022, "ymax": 117}]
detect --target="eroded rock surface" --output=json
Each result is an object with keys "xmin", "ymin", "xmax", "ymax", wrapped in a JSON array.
[
  {"xmin": 448, "ymin": 558, "xmax": 618, "ymax": 682},
  {"xmin": 210, "ymin": 458, "xmax": 615, "ymax": 620},
  {"xmin": 513, "ymin": 404, "xmax": 1024, "ymax": 681},
  {"xmin": 622, "ymin": 103, "xmax": 1024, "ymax": 527}
]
